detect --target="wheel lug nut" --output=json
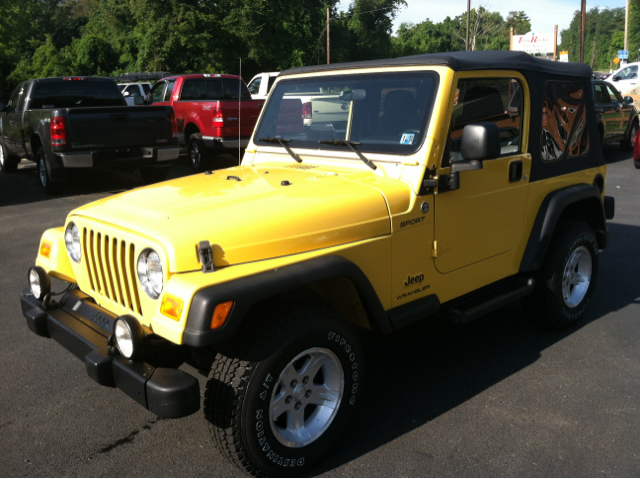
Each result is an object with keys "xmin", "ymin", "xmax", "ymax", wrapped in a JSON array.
[
  {"xmin": 305, "ymin": 390, "xmax": 312, "ymax": 398},
  {"xmin": 295, "ymin": 402, "xmax": 302, "ymax": 410},
  {"xmin": 285, "ymin": 396, "xmax": 292, "ymax": 404},
  {"xmin": 302, "ymin": 376, "xmax": 309, "ymax": 385},
  {"xmin": 290, "ymin": 380, "xmax": 297, "ymax": 388}
]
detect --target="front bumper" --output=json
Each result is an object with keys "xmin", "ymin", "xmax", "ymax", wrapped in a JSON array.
[{"xmin": 20, "ymin": 288, "xmax": 199, "ymax": 419}]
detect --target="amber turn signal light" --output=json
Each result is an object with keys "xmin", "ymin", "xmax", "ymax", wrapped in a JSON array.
[
  {"xmin": 211, "ymin": 301, "xmax": 233, "ymax": 329},
  {"xmin": 40, "ymin": 241, "xmax": 52, "ymax": 258},
  {"xmin": 160, "ymin": 294, "xmax": 184, "ymax": 321}
]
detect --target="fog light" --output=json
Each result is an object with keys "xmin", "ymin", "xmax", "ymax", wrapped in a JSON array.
[
  {"xmin": 28, "ymin": 266, "xmax": 50, "ymax": 301},
  {"xmin": 114, "ymin": 315, "xmax": 145, "ymax": 359}
]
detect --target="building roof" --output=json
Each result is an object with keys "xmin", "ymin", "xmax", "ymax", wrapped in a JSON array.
[{"xmin": 281, "ymin": 51, "xmax": 593, "ymax": 78}]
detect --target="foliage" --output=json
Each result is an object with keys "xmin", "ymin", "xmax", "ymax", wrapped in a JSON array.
[{"xmin": 0, "ymin": 0, "xmax": 531, "ymax": 103}]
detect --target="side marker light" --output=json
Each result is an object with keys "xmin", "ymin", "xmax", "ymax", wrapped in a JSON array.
[
  {"xmin": 40, "ymin": 241, "xmax": 52, "ymax": 258},
  {"xmin": 211, "ymin": 301, "xmax": 233, "ymax": 329},
  {"xmin": 160, "ymin": 294, "xmax": 184, "ymax": 321}
]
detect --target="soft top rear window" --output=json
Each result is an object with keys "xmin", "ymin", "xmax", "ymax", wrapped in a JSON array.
[
  {"xmin": 254, "ymin": 71, "xmax": 439, "ymax": 155},
  {"xmin": 29, "ymin": 80, "xmax": 125, "ymax": 109}
]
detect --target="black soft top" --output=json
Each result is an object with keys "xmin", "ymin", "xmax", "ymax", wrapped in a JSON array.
[{"xmin": 281, "ymin": 51, "xmax": 593, "ymax": 78}]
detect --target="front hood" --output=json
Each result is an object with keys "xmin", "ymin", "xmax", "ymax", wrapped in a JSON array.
[{"xmin": 72, "ymin": 165, "xmax": 391, "ymax": 272}]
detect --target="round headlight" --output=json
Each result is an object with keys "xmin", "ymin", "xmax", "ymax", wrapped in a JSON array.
[
  {"xmin": 64, "ymin": 222, "xmax": 81, "ymax": 263},
  {"xmin": 114, "ymin": 315, "xmax": 145, "ymax": 359},
  {"xmin": 137, "ymin": 249, "xmax": 163, "ymax": 299},
  {"xmin": 28, "ymin": 266, "xmax": 50, "ymax": 301}
]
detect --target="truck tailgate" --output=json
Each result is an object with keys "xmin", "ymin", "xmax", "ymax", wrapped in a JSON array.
[
  {"xmin": 219, "ymin": 100, "xmax": 263, "ymax": 138},
  {"xmin": 63, "ymin": 106, "xmax": 174, "ymax": 150}
]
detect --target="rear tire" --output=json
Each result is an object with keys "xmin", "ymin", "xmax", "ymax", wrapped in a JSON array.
[
  {"xmin": 204, "ymin": 306, "xmax": 363, "ymax": 477},
  {"xmin": 523, "ymin": 220, "xmax": 599, "ymax": 330},
  {"xmin": 188, "ymin": 134, "xmax": 210, "ymax": 172},
  {"xmin": 140, "ymin": 166, "xmax": 170, "ymax": 184},
  {"xmin": 634, "ymin": 158, "xmax": 640, "ymax": 169},
  {"xmin": 621, "ymin": 121, "xmax": 638, "ymax": 151},
  {"xmin": 36, "ymin": 147, "xmax": 59, "ymax": 195},
  {"xmin": 0, "ymin": 140, "xmax": 18, "ymax": 173}
]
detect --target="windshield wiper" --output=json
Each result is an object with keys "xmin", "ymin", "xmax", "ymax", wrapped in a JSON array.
[
  {"xmin": 318, "ymin": 139, "xmax": 377, "ymax": 170},
  {"xmin": 258, "ymin": 137, "xmax": 302, "ymax": 163}
]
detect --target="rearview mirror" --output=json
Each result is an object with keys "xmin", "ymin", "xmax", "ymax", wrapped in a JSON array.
[
  {"xmin": 339, "ymin": 89, "xmax": 366, "ymax": 101},
  {"xmin": 133, "ymin": 96, "xmax": 144, "ymax": 105}
]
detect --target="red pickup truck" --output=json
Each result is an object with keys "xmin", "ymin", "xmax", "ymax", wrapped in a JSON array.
[{"xmin": 145, "ymin": 74, "xmax": 263, "ymax": 171}]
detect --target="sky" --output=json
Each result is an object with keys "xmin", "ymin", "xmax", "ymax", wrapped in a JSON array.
[{"xmin": 337, "ymin": 0, "xmax": 628, "ymax": 42}]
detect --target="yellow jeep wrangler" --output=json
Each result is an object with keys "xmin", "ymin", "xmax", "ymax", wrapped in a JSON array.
[{"xmin": 21, "ymin": 51, "xmax": 615, "ymax": 476}]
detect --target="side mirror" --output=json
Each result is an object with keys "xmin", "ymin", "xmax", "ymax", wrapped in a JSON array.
[
  {"xmin": 339, "ymin": 89, "xmax": 366, "ymax": 101},
  {"xmin": 624, "ymin": 96, "xmax": 634, "ymax": 105},
  {"xmin": 612, "ymin": 76, "xmax": 620, "ymax": 81},
  {"xmin": 459, "ymin": 122, "xmax": 501, "ymax": 163},
  {"xmin": 133, "ymin": 96, "xmax": 144, "ymax": 106}
]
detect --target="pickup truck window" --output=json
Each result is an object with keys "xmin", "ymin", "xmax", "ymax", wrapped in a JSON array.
[
  {"xmin": 29, "ymin": 80, "xmax": 124, "ymax": 109},
  {"xmin": 446, "ymin": 77, "xmax": 523, "ymax": 165},
  {"xmin": 163, "ymin": 80, "xmax": 175, "ymax": 102},
  {"xmin": 149, "ymin": 82, "xmax": 166, "ymax": 103},
  {"xmin": 254, "ymin": 71, "xmax": 439, "ymax": 155},
  {"xmin": 7, "ymin": 85, "xmax": 23, "ymax": 114},
  {"xmin": 181, "ymin": 78, "xmax": 252, "ymax": 101},
  {"xmin": 541, "ymin": 80, "xmax": 589, "ymax": 161},
  {"xmin": 248, "ymin": 77, "xmax": 261, "ymax": 95}
]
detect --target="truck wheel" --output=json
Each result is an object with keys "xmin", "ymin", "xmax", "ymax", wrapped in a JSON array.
[
  {"xmin": 523, "ymin": 220, "xmax": 599, "ymax": 329},
  {"xmin": 36, "ymin": 147, "xmax": 59, "ymax": 195},
  {"xmin": 140, "ymin": 166, "xmax": 170, "ymax": 184},
  {"xmin": 634, "ymin": 158, "xmax": 640, "ymax": 169},
  {"xmin": 621, "ymin": 121, "xmax": 638, "ymax": 151},
  {"xmin": 204, "ymin": 306, "xmax": 363, "ymax": 477},
  {"xmin": 0, "ymin": 140, "xmax": 18, "ymax": 173},
  {"xmin": 188, "ymin": 135, "xmax": 209, "ymax": 172}
]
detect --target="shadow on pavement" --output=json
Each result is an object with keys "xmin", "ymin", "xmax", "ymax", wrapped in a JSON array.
[{"xmin": 310, "ymin": 221, "xmax": 640, "ymax": 476}]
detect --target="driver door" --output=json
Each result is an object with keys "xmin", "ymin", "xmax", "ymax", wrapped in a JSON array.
[{"xmin": 434, "ymin": 74, "xmax": 531, "ymax": 274}]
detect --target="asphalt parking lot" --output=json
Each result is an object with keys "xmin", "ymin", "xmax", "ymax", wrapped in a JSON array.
[{"xmin": 1, "ymin": 148, "xmax": 639, "ymax": 477}]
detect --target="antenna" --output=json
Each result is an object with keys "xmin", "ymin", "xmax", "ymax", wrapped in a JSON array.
[{"xmin": 239, "ymin": 57, "xmax": 241, "ymax": 166}]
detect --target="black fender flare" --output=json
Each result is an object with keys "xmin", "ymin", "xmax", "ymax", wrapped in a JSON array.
[
  {"xmin": 183, "ymin": 255, "xmax": 392, "ymax": 347},
  {"xmin": 520, "ymin": 184, "xmax": 608, "ymax": 272}
]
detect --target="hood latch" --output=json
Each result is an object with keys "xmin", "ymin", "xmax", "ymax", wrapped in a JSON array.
[{"xmin": 197, "ymin": 241, "xmax": 215, "ymax": 273}]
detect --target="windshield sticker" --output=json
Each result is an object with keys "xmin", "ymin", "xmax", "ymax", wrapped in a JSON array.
[
  {"xmin": 454, "ymin": 88, "xmax": 459, "ymax": 106},
  {"xmin": 400, "ymin": 133, "xmax": 415, "ymax": 145}
]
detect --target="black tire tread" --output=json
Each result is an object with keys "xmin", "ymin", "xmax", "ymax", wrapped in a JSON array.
[
  {"xmin": 523, "ymin": 219, "xmax": 597, "ymax": 329},
  {"xmin": 204, "ymin": 305, "xmax": 349, "ymax": 477}
]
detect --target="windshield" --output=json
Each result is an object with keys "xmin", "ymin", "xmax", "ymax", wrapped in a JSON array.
[{"xmin": 254, "ymin": 71, "xmax": 439, "ymax": 155}]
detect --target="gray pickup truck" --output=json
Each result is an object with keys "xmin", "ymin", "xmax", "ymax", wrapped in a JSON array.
[{"xmin": 0, "ymin": 76, "xmax": 180, "ymax": 193}]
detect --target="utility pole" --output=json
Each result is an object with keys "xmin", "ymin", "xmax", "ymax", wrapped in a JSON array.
[
  {"xmin": 625, "ymin": 0, "xmax": 629, "ymax": 50},
  {"xmin": 554, "ymin": 25, "xmax": 558, "ymax": 61},
  {"xmin": 580, "ymin": 0, "xmax": 586, "ymax": 62},
  {"xmin": 466, "ymin": 0, "xmax": 471, "ymax": 51},
  {"xmin": 510, "ymin": 27, "xmax": 513, "ymax": 50},
  {"xmin": 327, "ymin": 8, "xmax": 330, "ymax": 64}
]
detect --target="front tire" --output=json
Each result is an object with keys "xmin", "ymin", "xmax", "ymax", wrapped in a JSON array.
[
  {"xmin": 204, "ymin": 306, "xmax": 363, "ymax": 477},
  {"xmin": 523, "ymin": 220, "xmax": 599, "ymax": 329}
]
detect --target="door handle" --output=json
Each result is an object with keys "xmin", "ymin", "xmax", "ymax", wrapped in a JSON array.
[{"xmin": 509, "ymin": 161, "xmax": 523, "ymax": 182}]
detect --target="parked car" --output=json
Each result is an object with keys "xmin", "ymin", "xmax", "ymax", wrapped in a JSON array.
[
  {"xmin": 145, "ymin": 73, "xmax": 263, "ymax": 171},
  {"xmin": 20, "ymin": 51, "xmax": 614, "ymax": 476},
  {"xmin": 247, "ymin": 72, "xmax": 279, "ymax": 100},
  {"xmin": 592, "ymin": 79, "xmax": 638, "ymax": 150},
  {"xmin": 0, "ymin": 76, "xmax": 180, "ymax": 193},
  {"xmin": 605, "ymin": 62, "xmax": 640, "ymax": 97},
  {"xmin": 118, "ymin": 82, "xmax": 152, "ymax": 106}
]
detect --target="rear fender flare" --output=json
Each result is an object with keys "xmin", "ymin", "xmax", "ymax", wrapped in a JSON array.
[{"xmin": 520, "ymin": 184, "xmax": 607, "ymax": 272}]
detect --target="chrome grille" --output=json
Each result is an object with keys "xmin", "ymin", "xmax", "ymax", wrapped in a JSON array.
[{"xmin": 83, "ymin": 228, "xmax": 142, "ymax": 316}]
